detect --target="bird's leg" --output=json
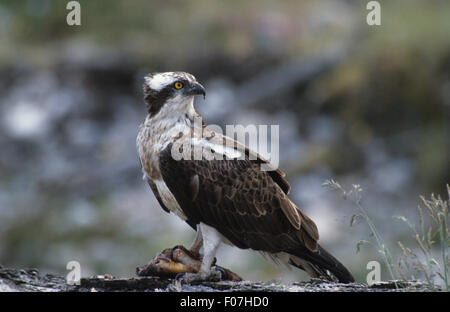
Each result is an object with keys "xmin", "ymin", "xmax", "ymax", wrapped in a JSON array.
[
  {"xmin": 177, "ymin": 223, "xmax": 224, "ymax": 283},
  {"xmin": 198, "ymin": 225, "xmax": 220, "ymax": 275}
]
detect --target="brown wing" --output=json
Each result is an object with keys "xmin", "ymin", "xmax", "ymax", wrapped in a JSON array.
[
  {"xmin": 204, "ymin": 127, "xmax": 291, "ymax": 195},
  {"xmin": 158, "ymin": 141, "xmax": 319, "ymax": 253}
]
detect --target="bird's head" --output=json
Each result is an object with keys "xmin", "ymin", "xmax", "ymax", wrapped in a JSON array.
[{"xmin": 143, "ymin": 71, "xmax": 206, "ymax": 118}]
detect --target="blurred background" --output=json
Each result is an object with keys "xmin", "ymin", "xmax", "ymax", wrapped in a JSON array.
[{"xmin": 0, "ymin": 0, "xmax": 449, "ymax": 284}]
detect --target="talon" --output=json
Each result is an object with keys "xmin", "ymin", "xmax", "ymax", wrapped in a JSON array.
[
  {"xmin": 213, "ymin": 266, "xmax": 227, "ymax": 280},
  {"xmin": 172, "ymin": 245, "xmax": 201, "ymax": 261},
  {"xmin": 138, "ymin": 245, "xmax": 202, "ymax": 278},
  {"xmin": 209, "ymin": 267, "xmax": 223, "ymax": 282},
  {"xmin": 175, "ymin": 272, "xmax": 187, "ymax": 281},
  {"xmin": 212, "ymin": 265, "xmax": 242, "ymax": 281},
  {"xmin": 176, "ymin": 268, "xmax": 224, "ymax": 284}
]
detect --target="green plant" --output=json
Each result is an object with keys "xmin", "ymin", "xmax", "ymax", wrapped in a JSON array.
[
  {"xmin": 322, "ymin": 179, "xmax": 399, "ymax": 287},
  {"xmin": 394, "ymin": 185, "xmax": 449, "ymax": 291},
  {"xmin": 323, "ymin": 180, "xmax": 449, "ymax": 291}
]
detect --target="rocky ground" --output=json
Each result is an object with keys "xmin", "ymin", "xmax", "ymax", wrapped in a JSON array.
[{"xmin": 0, "ymin": 266, "xmax": 439, "ymax": 292}]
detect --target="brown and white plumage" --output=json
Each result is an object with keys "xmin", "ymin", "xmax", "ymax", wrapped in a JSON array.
[{"xmin": 136, "ymin": 71, "xmax": 354, "ymax": 283}]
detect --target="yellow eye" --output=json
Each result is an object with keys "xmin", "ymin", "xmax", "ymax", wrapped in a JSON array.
[{"xmin": 174, "ymin": 81, "xmax": 184, "ymax": 89}]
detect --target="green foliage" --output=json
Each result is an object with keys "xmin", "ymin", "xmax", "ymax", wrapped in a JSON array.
[
  {"xmin": 323, "ymin": 180, "xmax": 449, "ymax": 290},
  {"xmin": 322, "ymin": 179, "xmax": 399, "ymax": 287},
  {"xmin": 395, "ymin": 185, "xmax": 449, "ymax": 290}
]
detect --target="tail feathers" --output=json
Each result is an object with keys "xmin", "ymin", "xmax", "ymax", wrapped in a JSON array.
[{"xmin": 289, "ymin": 245, "xmax": 355, "ymax": 283}]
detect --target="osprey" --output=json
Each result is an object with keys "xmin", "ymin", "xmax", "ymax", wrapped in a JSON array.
[{"xmin": 136, "ymin": 71, "xmax": 354, "ymax": 283}]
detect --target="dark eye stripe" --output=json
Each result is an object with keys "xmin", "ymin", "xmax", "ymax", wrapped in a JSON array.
[
  {"xmin": 144, "ymin": 84, "xmax": 175, "ymax": 116},
  {"xmin": 143, "ymin": 78, "xmax": 192, "ymax": 116}
]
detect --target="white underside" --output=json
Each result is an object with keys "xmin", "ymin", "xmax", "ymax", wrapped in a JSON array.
[
  {"xmin": 198, "ymin": 222, "xmax": 229, "ymax": 272},
  {"xmin": 153, "ymin": 179, "xmax": 187, "ymax": 220}
]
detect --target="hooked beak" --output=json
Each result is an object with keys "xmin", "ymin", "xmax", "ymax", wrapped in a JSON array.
[{"xmin": 187, "ymin": 82, "xmax": 206, "ymax": 99}]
